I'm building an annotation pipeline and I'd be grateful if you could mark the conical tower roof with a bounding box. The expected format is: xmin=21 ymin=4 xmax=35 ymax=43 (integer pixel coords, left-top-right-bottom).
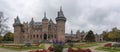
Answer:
xmin=15 ymin=16 xmax=21 ymax=24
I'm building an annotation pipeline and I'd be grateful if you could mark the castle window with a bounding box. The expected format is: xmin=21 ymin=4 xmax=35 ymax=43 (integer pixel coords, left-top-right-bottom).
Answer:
xmin=54 ymin=34 xmax=56 ymax=38
xmin=37 ymin=34 xmax=39 ymax=38
xmin=30 ymin=35 xmax=32 ymax=39
xmin=51 ymin=35 xmax=53 ymax=38
xmin=40 ymin=35 xmax=42 ymax=38
xmin=33 ymin=35 xmax=35 ymax=38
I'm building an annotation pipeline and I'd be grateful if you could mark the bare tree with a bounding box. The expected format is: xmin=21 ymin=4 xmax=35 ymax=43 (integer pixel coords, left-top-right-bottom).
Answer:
xmin=0 ymin=12 xmax=9 ymax=36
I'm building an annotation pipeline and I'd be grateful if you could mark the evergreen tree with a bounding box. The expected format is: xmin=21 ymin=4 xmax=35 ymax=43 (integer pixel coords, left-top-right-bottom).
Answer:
xmin=85 ymin=30 xmax=95 ymax=42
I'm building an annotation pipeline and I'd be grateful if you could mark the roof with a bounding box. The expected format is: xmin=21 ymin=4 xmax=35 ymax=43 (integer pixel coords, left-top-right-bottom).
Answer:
xmin=34 ymin=22 xmax=42 ymax=26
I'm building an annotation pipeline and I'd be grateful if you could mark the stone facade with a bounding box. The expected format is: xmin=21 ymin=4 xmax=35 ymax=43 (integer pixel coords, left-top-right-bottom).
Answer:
xmin=13 ymin=8 xmax=66 ymax=43
xmin=66 ymin=30 xmax=103 ymax=42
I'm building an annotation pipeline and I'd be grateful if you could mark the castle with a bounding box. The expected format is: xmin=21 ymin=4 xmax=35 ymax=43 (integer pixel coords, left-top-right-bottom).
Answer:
xmin=13 ymin=7 xmax=66 ymax=43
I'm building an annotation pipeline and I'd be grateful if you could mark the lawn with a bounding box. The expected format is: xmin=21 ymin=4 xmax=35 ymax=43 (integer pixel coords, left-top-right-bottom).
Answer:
xmin=74 ymin=42 xmax=98 ymax=48
xmin=96 ymin=47 xmax=120 ymax=52
xmin=64 ymin=42 xmax=99 ymax=48
xmin=0 ymin=44 xmax=45 ymax=51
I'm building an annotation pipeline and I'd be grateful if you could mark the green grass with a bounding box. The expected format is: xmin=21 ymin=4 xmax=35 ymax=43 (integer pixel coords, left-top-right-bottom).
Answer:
xmin=64 ymin=44 xmax=70 ymax=48
xmin=74 ymin=43 xmax=98 ymax=48
xmin=96 ymin=47 xmax=120 ymax=52
xmin=64 ymin=42 xmax=99 ymax=48
xmin=0 ymin=45 xmax=43 ymax=51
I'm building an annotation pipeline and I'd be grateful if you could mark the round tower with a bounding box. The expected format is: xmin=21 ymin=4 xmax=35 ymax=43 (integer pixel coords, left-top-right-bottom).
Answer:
xmin=56 ymin=7 xmax=66 ymax=42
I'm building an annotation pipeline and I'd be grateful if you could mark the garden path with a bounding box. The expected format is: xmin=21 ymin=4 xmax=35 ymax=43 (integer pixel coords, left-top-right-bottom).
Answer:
xmin=88 ymin=42 xmax=115 ymax=52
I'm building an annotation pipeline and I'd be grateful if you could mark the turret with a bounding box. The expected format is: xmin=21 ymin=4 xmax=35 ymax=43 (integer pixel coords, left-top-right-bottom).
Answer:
xmin=76 ymin=30 xmax=81 ymax=41
xmin=29 ymin=18 xmax=34 ymax=27
xmin=13 ymin=16 xmax=22 ymax=32
xmin=42 ymin=12 xmax=48 ymax=40
xmin=13 ymin=16 xmax=23 ymax=43
xmin=71 ymin=30 xmax=73 ymax=35
xmin=13 ymin=16 xmax=22 ymax=26
xmin=56 ymin=7 xmax=66 ymax=22
xmin=56 ymin=7 xmax=66 ymax=42
xmin=49 ymin=18 xmax=54 ymax=24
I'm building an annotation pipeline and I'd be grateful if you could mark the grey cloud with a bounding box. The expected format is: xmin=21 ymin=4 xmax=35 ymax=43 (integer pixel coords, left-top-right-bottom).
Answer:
xmin=0 ymin=0 xmax=120 ymax=34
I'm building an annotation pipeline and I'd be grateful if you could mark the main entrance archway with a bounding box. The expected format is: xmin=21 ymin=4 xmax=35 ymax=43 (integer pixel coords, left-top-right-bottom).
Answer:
xmin=44 ymin=34 xmax=47 ymax=40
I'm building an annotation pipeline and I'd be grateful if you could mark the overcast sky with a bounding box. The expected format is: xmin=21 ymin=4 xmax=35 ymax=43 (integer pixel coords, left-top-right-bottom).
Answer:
xmin=1 ymin=0 xmax=120 ymax=34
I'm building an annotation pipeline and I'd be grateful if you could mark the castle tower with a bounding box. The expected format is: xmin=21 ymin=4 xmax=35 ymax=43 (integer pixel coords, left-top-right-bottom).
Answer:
xmin=29 ymin=18 xmax=34 ymax=27
xmin=42 ymin=12 xmax=48 ymax=40
xmin=76 ymin=30 xmax=81 ymax=41
xmin=13 ymin=16 xmax=23 ymax=43
xmin=56 ymin=7 xmax=66 ymax=42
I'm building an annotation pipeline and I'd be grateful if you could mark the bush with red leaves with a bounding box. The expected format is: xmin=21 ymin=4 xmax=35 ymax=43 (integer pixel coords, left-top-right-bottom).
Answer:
xmin=104 ymin=43 xmax=112 ymax=47
xmin=86 ymin=49 xmax=92 ymax=52
xmin=77 ymin=48 xmax=82 ymax=52
xmin=68 ymin=48 xmax=73 ymax=52
xmin=48 ymin=46 xmax=54 ymax=51
xmin=43 ymin=49 xmax=47 ymax=52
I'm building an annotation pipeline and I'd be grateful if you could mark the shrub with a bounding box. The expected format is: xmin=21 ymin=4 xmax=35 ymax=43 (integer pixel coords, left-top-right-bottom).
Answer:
xmin=104 ymin=43 xmax=112 ymax=47
xmin=68 ymin=48 xmax=73 ymax=52
xmin=25 ymin=43 xmax=31 ymax=47
xmin=48 ymin=46 xmax=54 ymax=51
xmin=77 ymin=48 xmax=83 ymax=52
xmin=86 ymin=49 xmax=92 ymax=52
xmin=68 ymin=43 xmax=73 ymax=47
xmin=113 ymin=43 xmax=120 ymax=47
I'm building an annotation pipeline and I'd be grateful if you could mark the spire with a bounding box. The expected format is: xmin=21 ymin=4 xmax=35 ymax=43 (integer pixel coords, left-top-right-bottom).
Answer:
xmin=58 ymin=6 xmax=64 ymax=17
xmin=31 ymin=18 xmax=34 ymax=22
xmin=15 ymin=16 xmax=21 ymax=24
xmin=60 ymin=6 xmax=62 ymax=12
xmin=50 ymin=18 xmax=53 ymax=22
xmin=30 ymin=18 xmax=34 ymax=25
xmin=71 ymin=30 xmax=73 ymax=35
xmin=49 ymin=18 xmax=54 ymax=24
xmin=43 ymin=12 xmax=47 ymax=19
